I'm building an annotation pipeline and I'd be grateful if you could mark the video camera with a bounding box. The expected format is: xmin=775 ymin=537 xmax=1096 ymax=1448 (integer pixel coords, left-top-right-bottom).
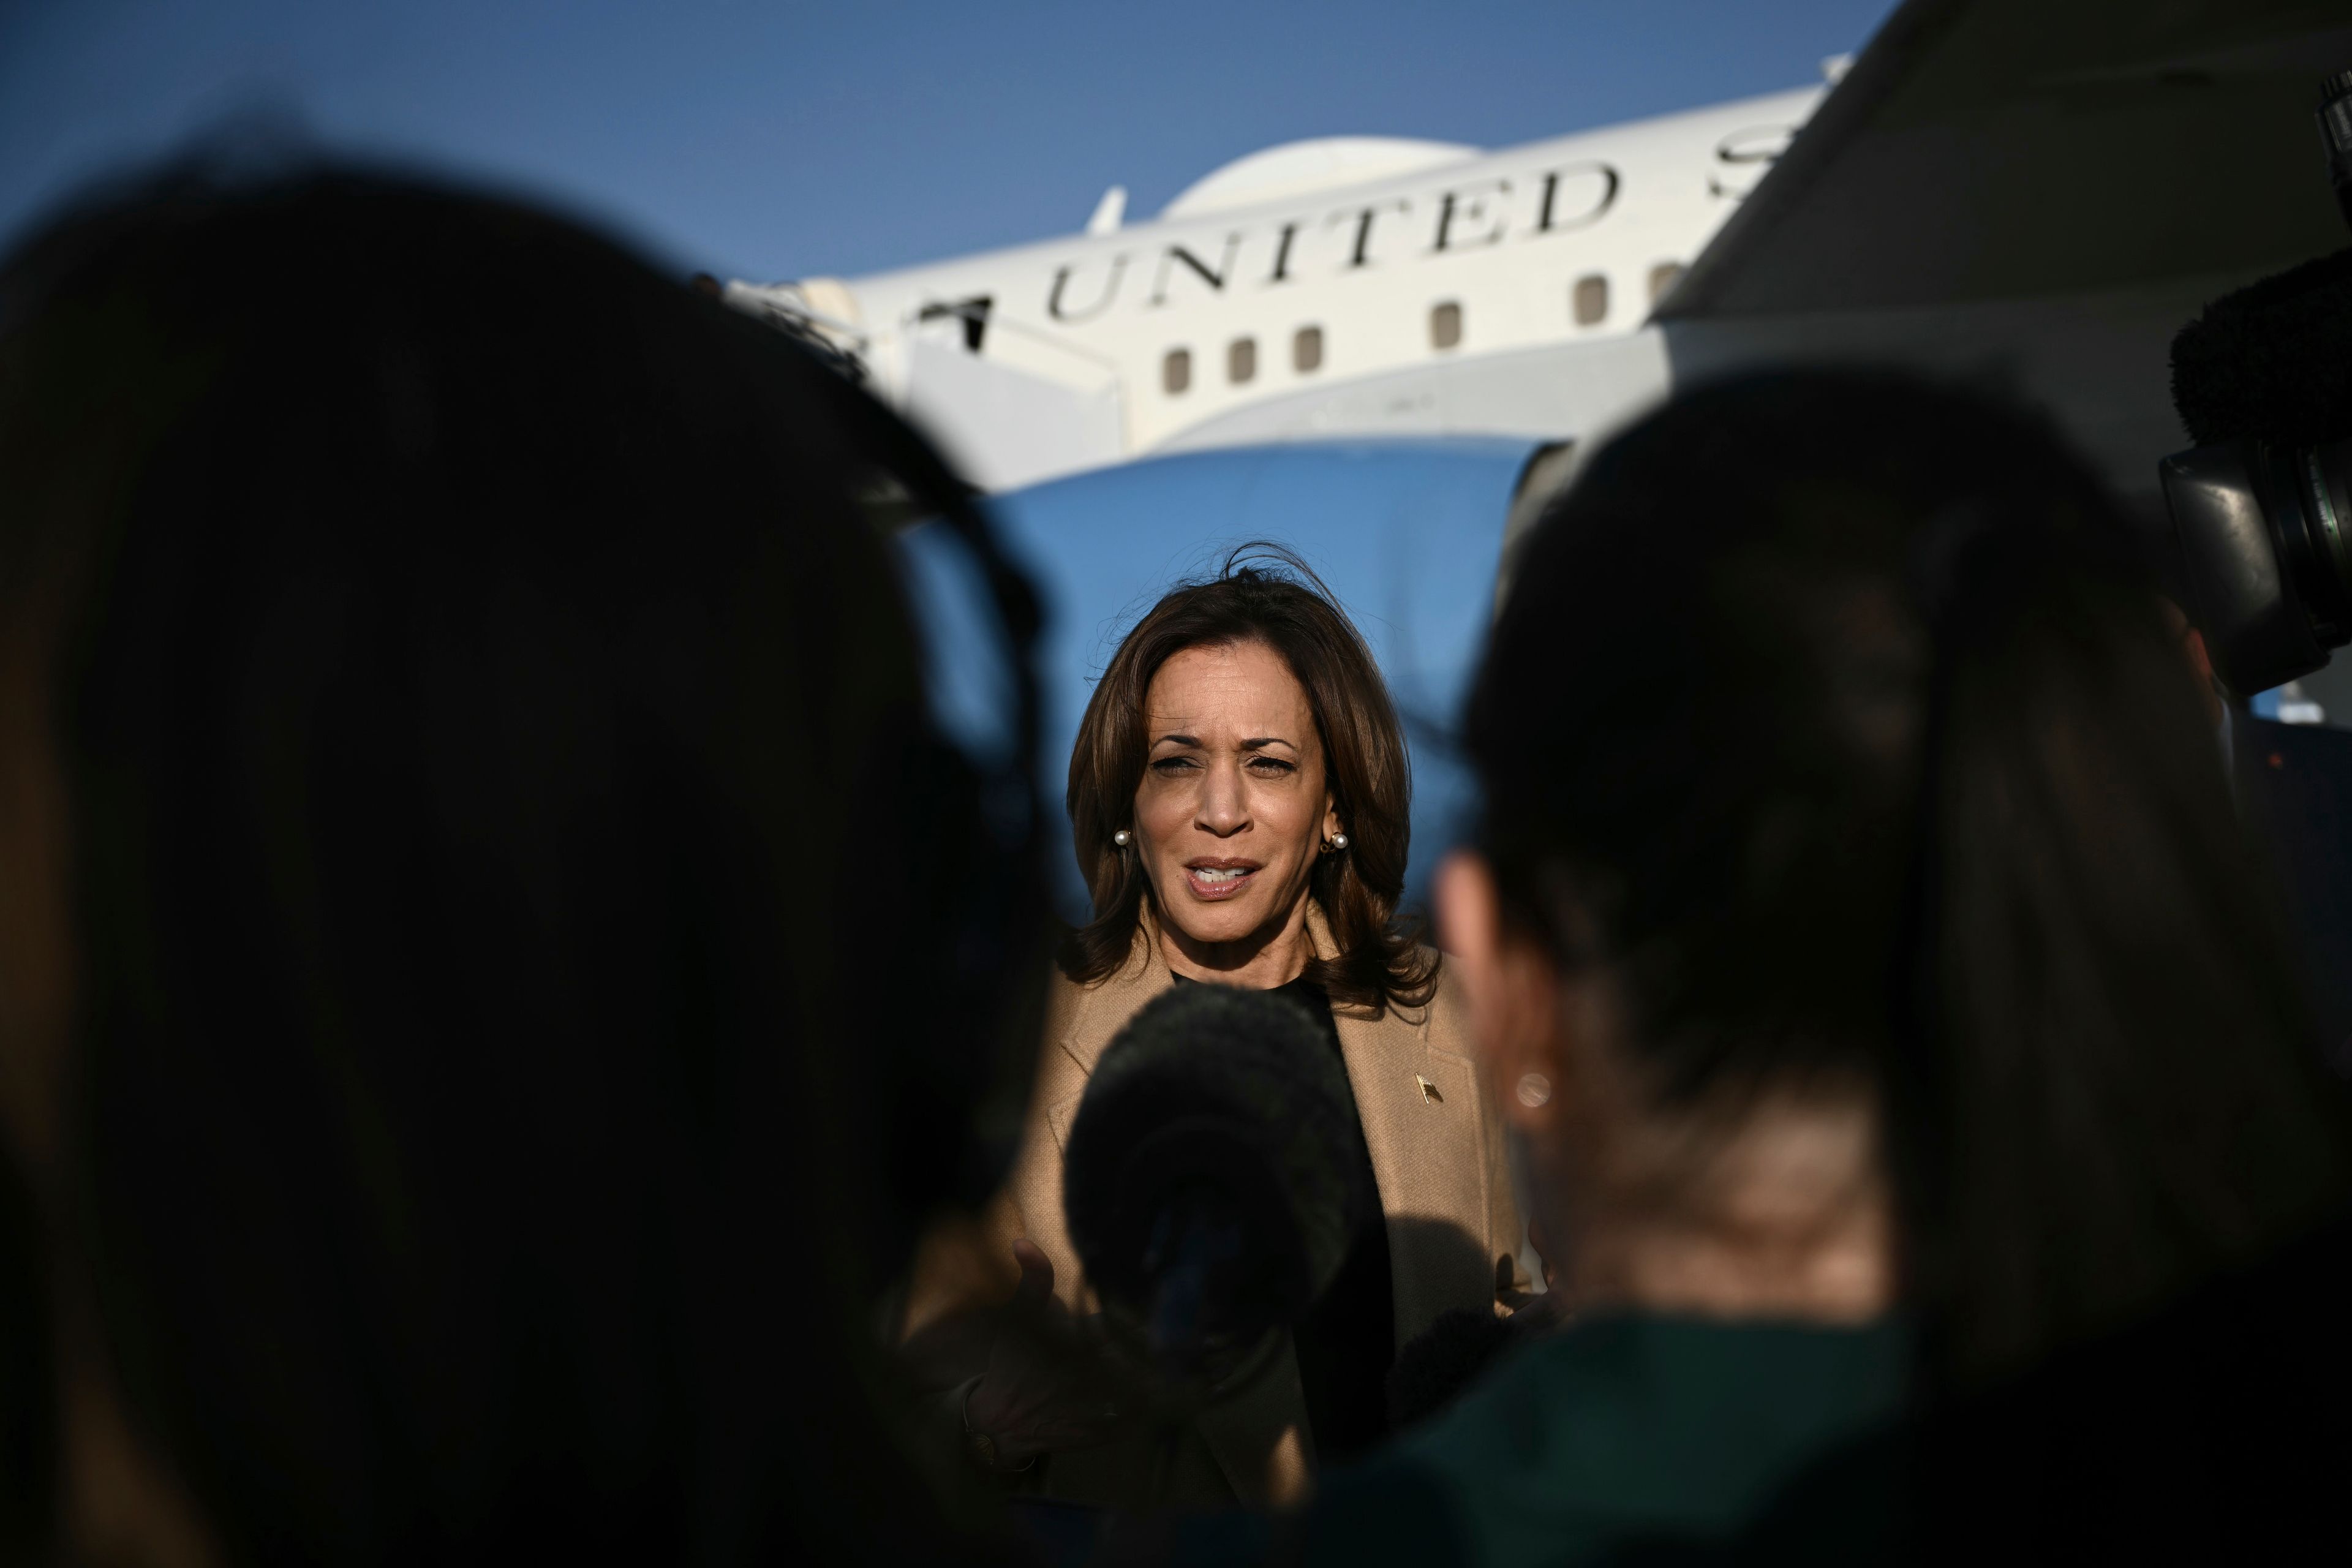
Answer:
xmin=2160 ymin=71 xmax=2352 ymax=695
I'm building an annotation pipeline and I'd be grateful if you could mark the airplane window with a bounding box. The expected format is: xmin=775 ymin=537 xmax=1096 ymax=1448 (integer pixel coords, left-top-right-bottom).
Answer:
xmin=1430 ymin=301 xmax=1463 ymax=351
xmin=1229 ymin=336 xmax=1257 ymax=385
xmin=1574 ymin=274 xmax=1608 ymax=326
xmin=1648 ymin=263 xmax=1685 ymax=303
xmin=1163 ymin=348 xmax=1191 ymax=395
xmin=1294 ymin=325 xmax=1324 ymax=374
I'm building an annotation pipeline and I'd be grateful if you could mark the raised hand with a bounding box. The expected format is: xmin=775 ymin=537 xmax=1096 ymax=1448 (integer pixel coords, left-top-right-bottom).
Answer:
xmin=961 ymin=1240 xmax=1129 ymax=1470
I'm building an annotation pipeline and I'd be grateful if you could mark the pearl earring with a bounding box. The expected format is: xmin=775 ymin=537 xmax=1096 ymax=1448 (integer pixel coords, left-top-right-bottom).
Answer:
xmin=1515 ymin=1072 xmax=1553 ymax=1109
xmin=1113 ymin=829 xmax=1132 ymax=847
xmin=1329 ymin=832 xmax=1350 ymax=851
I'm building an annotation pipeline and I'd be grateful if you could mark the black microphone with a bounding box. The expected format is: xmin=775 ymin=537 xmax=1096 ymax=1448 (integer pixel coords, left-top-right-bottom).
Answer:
xmin=1061 ymin=982 xmax=1368 ymax=1403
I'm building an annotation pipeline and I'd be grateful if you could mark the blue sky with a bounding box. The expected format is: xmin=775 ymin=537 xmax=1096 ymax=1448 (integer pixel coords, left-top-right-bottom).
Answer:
xmin=1 ymin=0 xmax=1897 ymax=282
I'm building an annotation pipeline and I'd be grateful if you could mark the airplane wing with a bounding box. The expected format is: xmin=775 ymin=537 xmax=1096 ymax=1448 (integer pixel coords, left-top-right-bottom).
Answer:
xmin=1175 ymin=0 xmax=2352 ymax=511
xmin=1642 ymin=0 xmax=2352 ymax=513
xmin=1657 ymin=0 xmax=2352 ymax=319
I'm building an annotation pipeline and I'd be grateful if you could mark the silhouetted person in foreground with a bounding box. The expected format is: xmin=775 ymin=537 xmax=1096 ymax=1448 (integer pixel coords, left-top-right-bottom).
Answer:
xmin=0 ymin=162 xmax=1049 ymax=1566
xmin=1128 ymin=371 xmax=2352 ymax=1566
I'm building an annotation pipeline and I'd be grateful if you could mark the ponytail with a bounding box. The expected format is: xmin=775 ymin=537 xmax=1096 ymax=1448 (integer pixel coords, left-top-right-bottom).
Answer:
xmin=1898 ymin=516 xmax=2352 ymax=1385
xmin=1469 ymin=368 xmax=2352 ymax=1394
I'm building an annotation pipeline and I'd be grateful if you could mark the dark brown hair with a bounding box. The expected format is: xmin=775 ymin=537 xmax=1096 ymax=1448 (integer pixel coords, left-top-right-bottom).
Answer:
xmin=1 ymin=163 xmax=1048 ymax=1566
xmin=1470 ymin=369 xmax=2352 ymax=1388
xmin=1063 ymin=545 xmax=1435 ymax=1012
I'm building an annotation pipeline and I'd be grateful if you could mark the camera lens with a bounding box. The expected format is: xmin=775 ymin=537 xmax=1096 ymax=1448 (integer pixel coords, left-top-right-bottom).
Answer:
xmin=2324 ymin=70 xmax=2352 ymax=230
xmin=2264 ymin=438 xmax=2352 ymax=647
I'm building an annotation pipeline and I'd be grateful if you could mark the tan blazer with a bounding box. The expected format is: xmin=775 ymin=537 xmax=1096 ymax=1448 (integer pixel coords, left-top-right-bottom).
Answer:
xmin=912 ymin=903 xmax=1525 ymax=1509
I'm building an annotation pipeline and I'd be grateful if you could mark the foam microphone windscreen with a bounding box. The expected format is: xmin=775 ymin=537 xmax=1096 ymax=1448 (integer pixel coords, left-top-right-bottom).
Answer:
xmin=2171 ymin=248 xmax=2352 ymax=448
xmin=1063 ymin=983 xmax=1369 ymax=1341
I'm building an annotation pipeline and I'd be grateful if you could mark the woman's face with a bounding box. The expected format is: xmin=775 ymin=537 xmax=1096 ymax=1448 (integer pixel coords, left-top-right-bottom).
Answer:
xmin=1133 ymin=640 xmax=1339 ymax=957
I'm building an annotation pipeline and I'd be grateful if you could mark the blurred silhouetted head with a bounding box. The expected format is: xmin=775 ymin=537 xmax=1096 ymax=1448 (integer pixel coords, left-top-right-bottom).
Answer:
xmin=0 ymin=162 xmax=1046 ymax=1566
xmin=1470 ymin=368 xmax=2352 ymax=1387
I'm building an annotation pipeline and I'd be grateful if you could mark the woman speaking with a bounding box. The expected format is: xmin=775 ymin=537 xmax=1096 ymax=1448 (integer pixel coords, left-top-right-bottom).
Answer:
xmin=915 ymin=548 xmax=1525 ymax=1510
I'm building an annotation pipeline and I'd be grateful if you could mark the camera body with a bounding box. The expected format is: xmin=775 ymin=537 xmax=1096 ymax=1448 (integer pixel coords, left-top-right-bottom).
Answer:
xmin=2162 ymin=72 xmax=2352 ymax=695
xmin=2162 ymin=439 xmax=2352 ymax=694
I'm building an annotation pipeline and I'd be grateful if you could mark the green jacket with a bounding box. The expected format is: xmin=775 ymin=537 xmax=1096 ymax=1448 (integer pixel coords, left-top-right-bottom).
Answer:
xmin=1268 ymin=1313 xmax=1908 ymax=1568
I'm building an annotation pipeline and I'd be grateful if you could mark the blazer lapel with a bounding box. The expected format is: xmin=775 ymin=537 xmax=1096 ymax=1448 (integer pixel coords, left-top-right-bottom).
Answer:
xmin=1042 ymin=930 xmax=1174 ymax=1147
xmin=1310 ymin=909 xmax=1494 ymax=1350
xmin=1331 ymin=1008 xmax=1488 ymax=1348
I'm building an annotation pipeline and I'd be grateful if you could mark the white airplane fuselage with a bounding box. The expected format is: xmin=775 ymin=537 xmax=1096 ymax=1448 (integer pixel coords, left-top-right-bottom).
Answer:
xmin=732 ymin=86 xmax=1823 ymax=491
